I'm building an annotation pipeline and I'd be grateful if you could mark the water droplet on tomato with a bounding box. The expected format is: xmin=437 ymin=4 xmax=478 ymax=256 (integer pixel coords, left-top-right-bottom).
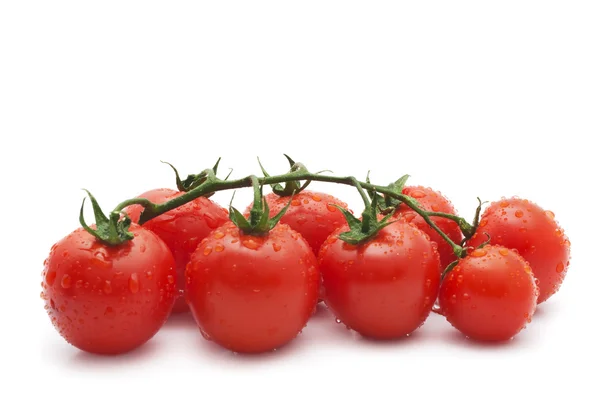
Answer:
xmin=335 ymin=318 xmax=342 ymax=324
xmin=103 ymin=281 xmax=112 ymax=294
xmin=554 ymin=228 xmax=564 ymax=237
xmin=312 ymin=195 xmax=322 ymax=202
xmin=215 ymin=244 xmax=225 ymax=253
xmin=462 ymin=293 xmax=470 ymax=300
xmin=167 ymin=275 xmax=175 ymax=284
xmin=499 ymin=248 xmax=509 ymax=256
xmin=129 ymin=273 xmax=140 ymax=293
xmin=203 ymin=247 xmax=213 ymax=256
xmin=61 ymin=274 xmax=72 ymax=289
xmin=104 ymin=306 xmax=115 ymax=319
xmin=500 ymin=200 xmax=509 ymax=207
xmin=253 ymin=289 xmax=261 ymax=293
xmin=556 ymin=262 xmax=565 ymax=273
xmin=479 ymin=219 xmax=488 ymax=228
xmin=545 ymin=210 xmax=555 ymax=219
xmin=214 ymin=231 xmax=225 ymax=239
xmin=327 ymin=204 xmax=338 ymax=212
xmin=291 ymin=199 xmax=301 ymax=206
xmin=272 ymin=243 xmax=282 ymax=252
xmin=242 ymin=239 xmax=260 ymax=250
xmin=145 ymin=270 xmax=153 ymax=279
xmin=472 ymin=249 xmax=487 ymax=257
xmin=46 ymin=271 xmax=57 ymax=286
xmin=411 ymin=190 xmax=426 ymax=198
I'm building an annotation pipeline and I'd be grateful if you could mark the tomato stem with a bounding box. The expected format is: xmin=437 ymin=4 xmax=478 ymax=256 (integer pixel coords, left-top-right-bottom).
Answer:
xmin=107 ymin=162 xmax=468 ymax=253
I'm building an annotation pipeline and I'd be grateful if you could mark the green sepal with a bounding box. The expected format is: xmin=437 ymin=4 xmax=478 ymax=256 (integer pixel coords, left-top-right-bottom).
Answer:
xmin=334 ymin=194 xmax=398 ymax=245
xmin=162 ymin=158 xmax=223 ymax=195
xmin=229 ymin=187 xmax=295 ymax=236
xmin=441 ymin=259 xmax=460 ymax=281
xmin=258 ymin=154 xmax=310 ymax=197
xmin=79 ymin=190 xmax=134 ymax=246
xmin=367 ymin=173 xmax=410 ymax=214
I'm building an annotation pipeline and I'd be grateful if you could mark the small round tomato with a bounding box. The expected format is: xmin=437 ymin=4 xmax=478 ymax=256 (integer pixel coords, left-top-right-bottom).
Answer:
xmin=439 ymin=245 xmax=538 ymax=342
xmin=395 ymin=186 xmax=462 ymax=271
xmin=41 ymin=225 xmax=176 ymax=354
xmin=245 ymin=191 xmax=348 ymax=255
xmin=185 ymin=222 xmax=320 ymax=353
xmin=318 ymin=220 xmax=440 ymax=339
xmin=125 ymin=188 xmax=229 ymax=313
xmin=468 ymin=198 xmax=570 ymax=304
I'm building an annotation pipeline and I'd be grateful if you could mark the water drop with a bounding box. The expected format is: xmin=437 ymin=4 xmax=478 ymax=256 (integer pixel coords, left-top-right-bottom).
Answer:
xmin=499 ymin=248 xmax=509 ymax=256
xmin=312 ymin=195 xmax=322 ymax=202
xmin=291 ymin=199 xmax=301 ymax=206
xmin=104 ymin=306 xmax=115 ymax=319
xmin=46 ymin=271 xmax=57 ymax=286
xmin=203 ymin=247 xmax=213 ymax=256
xmin=242 ymin=239 xmax=260 ymax=250
xmin=103 ymin=281 xmax=112 ymax=294
xmin=411 ymin=189 xmax=426 ymax=198
xmin=129 ymin=273 xmax=140 ymax=293
xmin=272 ymin=243 xmax=282 ymax=252
xmin=327 ymin=204 xmax=337 ymax=212
xmin=545 ymin=210 xmax=555 ymax=219
xmin=479 ymin=219 xmax=488 ymax=227
xmin=215 ymin=244 xmax=225 ymax=253
xmin=61 ymin=274 xmax=72 ymax=289
xmin=472 ymin=249 xmax=487 ymax=257
xmin=214 ymin=231 xmax=225 ymax=239
xmin=556 ymin=262 xmax=565 ymax=273
xmin=515 ymin=210 xmax=524 ymax=218
xmin=167 ymin=275 xmax=175 ymax=284
xmin=335 ymin=318 xmax=342 ymax=324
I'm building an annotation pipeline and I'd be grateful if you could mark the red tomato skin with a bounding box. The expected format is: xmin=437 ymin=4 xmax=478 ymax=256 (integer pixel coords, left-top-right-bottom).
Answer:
xmin=439 ymin=245 xmax=537 ymax=342
xmin=245 ymin=191 xmax=348 ymax=255
xmin=125 ymin=188 xmax=229 ymax=313
xmin=468 ymin=198 xmax=570 ymax=304
xmin=185 ymin=222 xmax=320 ymax=353
xmin=395 ymin=186 xmax=462 ymax=271
xmin=41 ymin=224 xmax=176 ymax=354
xmin=318 ymin=221 xmax=441 ymax=339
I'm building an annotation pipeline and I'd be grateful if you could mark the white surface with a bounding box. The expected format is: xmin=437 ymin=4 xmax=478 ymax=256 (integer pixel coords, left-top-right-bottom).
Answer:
xmin=1 ymin=1 xmax=599 ymax=400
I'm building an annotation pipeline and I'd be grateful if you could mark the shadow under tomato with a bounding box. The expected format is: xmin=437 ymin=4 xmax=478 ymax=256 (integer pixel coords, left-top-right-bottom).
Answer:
xmin=192 ymin=328 xmax=316 ymax=365
xmin=441 ymin=328 xmax=524 ymax=349
xmin=163 ymin=311 xmax=197 ymax=330
xmin=68 ymin=339 xmax=161 ymax=367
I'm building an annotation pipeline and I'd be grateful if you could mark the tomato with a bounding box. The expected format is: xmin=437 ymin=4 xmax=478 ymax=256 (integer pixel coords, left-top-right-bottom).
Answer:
xmin=125 ymin=188 xmax=229 ymax=313
xmin=318 ymin=220 xmax=440 ymax=339
xmin=185 ymin=221 xmax=320 ymax=353
xmin=468 ymin=198 xmax=570 ymax=304
xmin=41 ymin=224 xmax=176 ymax=354
xmin=395 ymin=186 xmax=462 ymax=271
xmin=439 ymin=245 xmax=537 ymax=341
xmin=245 ymin=191 xmax=348 ymax=255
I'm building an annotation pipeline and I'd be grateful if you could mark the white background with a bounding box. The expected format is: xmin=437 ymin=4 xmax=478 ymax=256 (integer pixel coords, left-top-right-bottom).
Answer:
xmin=1 ymin=1 xmax=599 ymax=400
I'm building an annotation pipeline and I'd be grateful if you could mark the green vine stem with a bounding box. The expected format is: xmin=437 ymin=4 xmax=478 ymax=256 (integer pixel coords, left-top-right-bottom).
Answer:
xmin=111 ymin=168 xmax=467 ymax=257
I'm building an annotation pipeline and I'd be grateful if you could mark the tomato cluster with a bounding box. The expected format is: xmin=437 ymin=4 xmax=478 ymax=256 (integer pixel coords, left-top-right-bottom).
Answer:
xmin=41 ymin=162 xmax=571 ymax=355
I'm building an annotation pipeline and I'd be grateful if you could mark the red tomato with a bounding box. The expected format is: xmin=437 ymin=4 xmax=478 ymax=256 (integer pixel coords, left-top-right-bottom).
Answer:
xmin=468 ymin=198 xmax=570 ymax=304
xmin=41 ymin=225 xmax=176 ymax=354
xmin=185 ymin=222 xmax=320 ymax=353
xmin=318 ymin=220 xmax=440 ymax=339
xmin=245 ymin=191 xmax=348 ymax=255
xmin=439 ymin=245 xmax=538 ymax=341
xmin=395 ymin=186 xmax=462 ymax=271
xmin=125 ymin=188 xmax=229 ymax=313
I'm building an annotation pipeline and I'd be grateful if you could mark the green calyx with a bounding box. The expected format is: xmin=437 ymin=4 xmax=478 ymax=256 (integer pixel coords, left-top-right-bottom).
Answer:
xmin=79 ymin=190 xmax=133 ymax=246
xmin=258 ymin=154 xmax=311 ymax=197
xmin=335 ymin=181 xmax=399 ymax=246
xmin=228 ymin=176 xmax=293 ymax=236
xmin=162 ymin=157 xmax=230 ymax=195
xmin=367 ymin=173 xmax=410 ymax=215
